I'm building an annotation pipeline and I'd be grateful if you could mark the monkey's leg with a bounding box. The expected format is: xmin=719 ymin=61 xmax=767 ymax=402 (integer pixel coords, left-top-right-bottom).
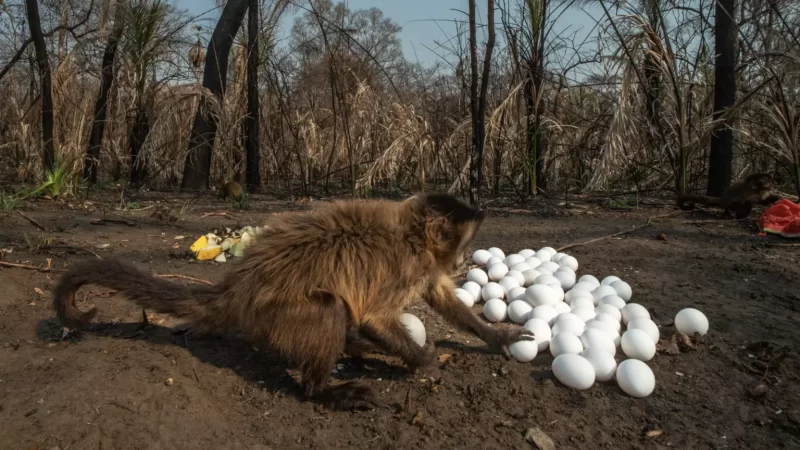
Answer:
xmin=424 ymin=274 xmax=534 ymax=356
xmin=358 ymin=316 xmax=436 ymax=371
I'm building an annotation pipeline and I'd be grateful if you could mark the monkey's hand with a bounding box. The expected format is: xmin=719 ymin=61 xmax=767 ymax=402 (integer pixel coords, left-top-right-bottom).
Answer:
xmin=408 ymin=343 xmax=439 ymax=373
xmin=488 ymin=325 xmax=536 ymax=359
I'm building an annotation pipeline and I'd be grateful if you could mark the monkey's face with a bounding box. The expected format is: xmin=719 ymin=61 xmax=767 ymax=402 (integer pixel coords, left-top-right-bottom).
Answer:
xmin=411 ymin=193 xmax=486 ymax=269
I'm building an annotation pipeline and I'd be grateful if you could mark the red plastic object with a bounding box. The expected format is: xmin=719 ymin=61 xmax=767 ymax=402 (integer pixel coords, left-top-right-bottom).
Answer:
xmin=757 ymin=199 xmax=800 ymax=238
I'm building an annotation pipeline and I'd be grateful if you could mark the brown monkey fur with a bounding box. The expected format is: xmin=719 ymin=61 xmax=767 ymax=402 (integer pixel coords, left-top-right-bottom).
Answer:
xmin=676 ymin=172 xmax=782 ymax=219
xmin=52 ymin=193 xmax=533 ymax=410
xmin=217 ymin=180 xmax=243 ymax=202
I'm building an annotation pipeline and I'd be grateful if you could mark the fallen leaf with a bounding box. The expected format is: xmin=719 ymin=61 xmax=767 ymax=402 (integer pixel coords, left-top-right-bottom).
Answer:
xmin=524 ymin=427 xmax=555 ymax=450
xmin=174 ymin=236 xmax=186 ymax=240
xmin=438 ymin=353 xmax=452 ymax=364
xmin=645 ymin=429 xmax=664 ymax=438
xmin=410 ymin=411 xmax=423 ymax=426
xmin=95 ymin=243 xmax=111 ymax=249
xmin=34 ymin=287 xmax=45 ymax=296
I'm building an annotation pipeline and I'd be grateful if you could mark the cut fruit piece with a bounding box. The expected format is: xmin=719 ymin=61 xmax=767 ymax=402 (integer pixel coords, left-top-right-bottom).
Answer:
xmin=758 ymin=199 xmax=800 ymax=239
xmin=196 ymin=245 xmax=222 ymax=261
xmin=189 ymin=235 xmax=208 ymax=253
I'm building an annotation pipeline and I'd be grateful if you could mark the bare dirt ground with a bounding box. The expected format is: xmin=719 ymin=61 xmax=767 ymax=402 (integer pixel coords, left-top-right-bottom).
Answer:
xmin=1 ymin=190 xmax=799 ymax=450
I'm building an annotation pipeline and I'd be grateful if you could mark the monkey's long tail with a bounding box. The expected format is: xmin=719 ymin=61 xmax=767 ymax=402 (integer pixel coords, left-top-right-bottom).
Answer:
xmin=676 ymin=193 xmax=722 ymax=209
xmin=53 ymin=258 xmax=225 ymax=329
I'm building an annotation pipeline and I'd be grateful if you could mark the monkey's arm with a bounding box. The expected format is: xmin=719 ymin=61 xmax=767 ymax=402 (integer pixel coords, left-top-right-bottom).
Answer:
xmin=424 ymin=274 xmax=534 ymax=355
xmin=759 ymin=193 xmax=783 ymax=205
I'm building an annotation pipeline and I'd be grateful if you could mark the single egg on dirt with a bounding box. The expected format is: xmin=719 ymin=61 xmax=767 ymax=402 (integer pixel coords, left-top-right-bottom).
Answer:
xmin=550 ymin=332 xmax=584 ymax=356
xmin=488 ymin=263 xmax=509 ymax=282
xmin=610 ymin=280 xmax=632 ymax=301
xmin=481 ymin=282 xmax=505 ymax=301
xmin=627 ymin=317 xmax=660 ymax=344
xmin=508 ymin=286 xmax=527 ymax=302
xmin=483 ymin=298 xmax=508 ymax=322
xmin=621 ymin=329 xmax=656 ymax=361
xmin=530 ymin=304 xmax=559 ymax=325
xmin=580 ymin=328 xmax=617 ymax=356
xmin=399 ymin=313 xmax=426 ymax=347
xmin=466 ymin=268 xmax=489 ymax=286
xmin=472 ymin=249 xmax=493 ymax=266
xmin=552 ymin=353 xmax=595 ymax=390
xmin=509 ymin=340 xmax=539 ymax=363
xmin=621 ymin=303 xmax=650 ymax=325
xmin=461 ymin=281 xmax=482 ymax=301
xmin=601 ymin=275 xmax=621 ymax=286
xmin=616 ymin=359 xmax=655 ymax=398
xmin=525 ymin=285 xmax=559 ymax=306
xmin=524 ymin=318 xmax=552 ymax=352
xmin=598 ymin=294 xmax=626 ymax=310
xmin=507 ymin=300 xmax=534 ymax=324
xmin=454 ymin=288 xmax=474 ymax=308
xmin=674 ymin=308 xmax=709 ymax=336
xmin=578 ymin=274 xmax=600 ymax=288
xmin=581 ymin=347 xmax=618 ymax=382
xmin=487 ymin=247 xmax=506 ymax=259
xmin=559 ymin=255 xmax=579 ymax=272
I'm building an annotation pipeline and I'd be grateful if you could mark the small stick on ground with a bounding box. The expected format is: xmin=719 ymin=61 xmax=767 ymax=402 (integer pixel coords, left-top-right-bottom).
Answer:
xmin=557 ymin=210 xmax=688 ymax=252
xmin=155 ymin=274 xmax=213 ymax=285
xmin=17 ymin=211 xmax=47 ymax=232
xmin=193 ymin=367 xmax=201 ymax=384
xmin=47 ymin=245 xmax=102 ymax=259
xmin=0 ymin=261 xmax=64 ymax=272
xmin=200 ymin=211 xmax=238 ymax=219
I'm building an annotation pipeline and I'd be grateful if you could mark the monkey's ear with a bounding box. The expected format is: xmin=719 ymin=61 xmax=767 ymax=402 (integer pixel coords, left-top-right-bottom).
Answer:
xmin=411 ymin=192 xmax=485 ymax=224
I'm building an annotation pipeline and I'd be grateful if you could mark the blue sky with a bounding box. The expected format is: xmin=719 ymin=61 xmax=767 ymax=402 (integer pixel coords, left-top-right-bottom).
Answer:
xmin=175 ymin=0 xmax=602 ymax=76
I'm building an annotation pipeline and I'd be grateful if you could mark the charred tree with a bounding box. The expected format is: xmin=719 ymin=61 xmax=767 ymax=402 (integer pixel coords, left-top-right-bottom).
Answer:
xmin=468 ymin=0 xmax=495 ymax=207
xmin=25 ymin=0 xmax=55 ymax=172
xmin=244 ymin=0 xmax=261 ymax=193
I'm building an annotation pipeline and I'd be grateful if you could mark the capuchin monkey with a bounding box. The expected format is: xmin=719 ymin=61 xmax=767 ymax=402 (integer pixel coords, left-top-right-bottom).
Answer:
xmin=677 ymin=172 xmax=782 ymax=219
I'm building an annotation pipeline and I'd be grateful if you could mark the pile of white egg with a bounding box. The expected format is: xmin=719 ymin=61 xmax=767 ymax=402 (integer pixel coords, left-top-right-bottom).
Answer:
xmin=449 ymin=246 xmax=710 ymax=399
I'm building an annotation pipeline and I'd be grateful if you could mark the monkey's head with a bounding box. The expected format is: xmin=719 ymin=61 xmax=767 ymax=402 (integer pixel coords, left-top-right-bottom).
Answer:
xmin=406 ymin=192 xmax=486 ymax=271
xmin=746 ymin=173 xmax=773 ymax=191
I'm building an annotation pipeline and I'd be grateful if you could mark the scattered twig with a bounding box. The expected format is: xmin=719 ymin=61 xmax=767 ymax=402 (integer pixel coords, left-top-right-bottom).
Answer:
xmin=47 ymin=245 xmax=102 ymax=259
xmin=0 ymin=261 xmax=64 ymax=272
xmin=767 ymin=243 xmax=800 ymax=247
xmin=556 ymin=210 xmax=687 ymax=252
xmin=90 ymin=218 xmax=138 ymax=227
xmin=17 ymin=210 xmax=47 ymax=231
xmin=200 ymin=211 xmax=238 ymax=219
xmin=155 ymin=274 xmax=213 ymax=285
xmin=193 ymin=367 xmax=201 ymax=385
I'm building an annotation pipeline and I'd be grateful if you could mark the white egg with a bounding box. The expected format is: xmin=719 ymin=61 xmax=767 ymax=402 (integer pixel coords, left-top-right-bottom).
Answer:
xmin=616 ymin=359 xmax=655 ymax=398
xmin=592 ymin=285 xmax=618 ymax=302
xmin=540 ymin=246 xmax=557 ymax=257
xmin=598 ymin=295 xmax=627 ymax=310
xmin=518 ymin=249 xmax=535 ymax=258
xmin=578 ymin=275 xmax=600 ymax=288
xmin=585 ymin=319 xmax=621 ymax=346
xmin=553 ymin=302 xmax=571 ymax=314
xmin=550 ymin=332 xmax=584 ymax=356
xmin=399 ymin=313 xmax=426 ymax=346
xmin=594 ymin=313 xmax=622 ymax=332
xmin=553 ymin=270 xmax=576 ymax=290
xmin=521 ymin=269 xmax=542 ymax=286
xmin=525 ymin=257 xmax=543 ymax=268
xmin=621 ymin=303 xmax=650 ymax=325
xmin=580 ymin=348 xmax=617 ymax=382
xmin=461 ymin=281 xmax=482 ymax=301
xmin=610 ymin=280 xmax=632 ymax=301
xmin=570 ymin=296 xmax=595 ymax=311
xmin=507 ymin=300 xmax=534 ymax=324
xmin=554 ymin=266 xmax=576 ymax=277
xmin=508 ymin=286 xmax=527 ymax=302
xmin=621 ymin=329 xmax=656 ymax=361
xmin=550 ymin=252 xmax=565 ymax=263
xmin=559 ymin=255 xmax=579 ymax=271
xmin=600 ymin=275 xmax=621 ymax=286
xmin=509 ymin=340 xmax=539 ymax=363
xmin=565 ymin=288 xmax=593 ymax=305
xmin=570 ymin=281 xmax=597 ymax=293
xmin=595 ymin=304 xmax=622 ymax=322
xmin=506 ymin=270 xmax=526 ymax=286
xmin=552 ymin=318 xmax=585 ymax=337
xmin=535 ymin=274 xmax=559 ymax=286
xmin=550 ymin=286 xmax=565 ymax=303
xmin=498 ymin=276 xmax=520 ymax=294
xmin=487 ymin=247 xmax=505 ymax=259
xmin=454 ymin=288 xmax=475 ymax=307
xmin=555 ymin=312 xmax=584 ymax=324
xmin=486 ymin=256 xmax=504 ymax=267
xmin=524 ymin=318 xmax=552 ymax=352
xmin=488 ymin=263 xmax=509 ymax=282
xmin=471 ymin=249 xmax=493 ymax=266
xmin=534 ymin=249 xmax=552 ymax=262
xmin=571 ymin=306 xmax=597 ymax=322
xmin=481 ymin=282 xmax=505 ymax=301
xmin=524 ymin=285 xmax=558 ymax=306
xmin=510 ymin=263 xmax=534 ymax=273
xmin=539 ymin=261 xmax=561 ymax=274
xmin=530 ymin=305 xmax=559 ymax=326
xmin=466 ymin=268 xmax=489 ymax=286
xmin=552 ymin=353 xmax=595 ymax=390
xmin=580 ymin=328 xmax=617 ymax=356
xmin=627 ymin=317 xmax=660 ymax=344
xmin=503 ymin=254 xmax=526 ymax=267
xmin=483 ymin=298 xmax=508 ymax=322
xmin=536 ymin=265 xmax=554 ymax=275
xmin=674 ymin=308 xmax=709 ymax=336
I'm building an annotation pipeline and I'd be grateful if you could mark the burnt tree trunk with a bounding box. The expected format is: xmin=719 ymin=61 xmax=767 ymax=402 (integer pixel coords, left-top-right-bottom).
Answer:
xmin=25 ymin=0 xmax=55 ymax=172
xmin=244 ymin=0 xmax=261 ymax=193
xmin=128 ymin=107 xmax=150 ymax=187
xmin=181 ymin=0 xmax=249 ymax=191
xmin=84 ymin=3 xmax=125 ymax=184
xmin=468 ymin=0 xmax=495 ymax=207
xmin=707 ymin=0 xmax=737 ymax=197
